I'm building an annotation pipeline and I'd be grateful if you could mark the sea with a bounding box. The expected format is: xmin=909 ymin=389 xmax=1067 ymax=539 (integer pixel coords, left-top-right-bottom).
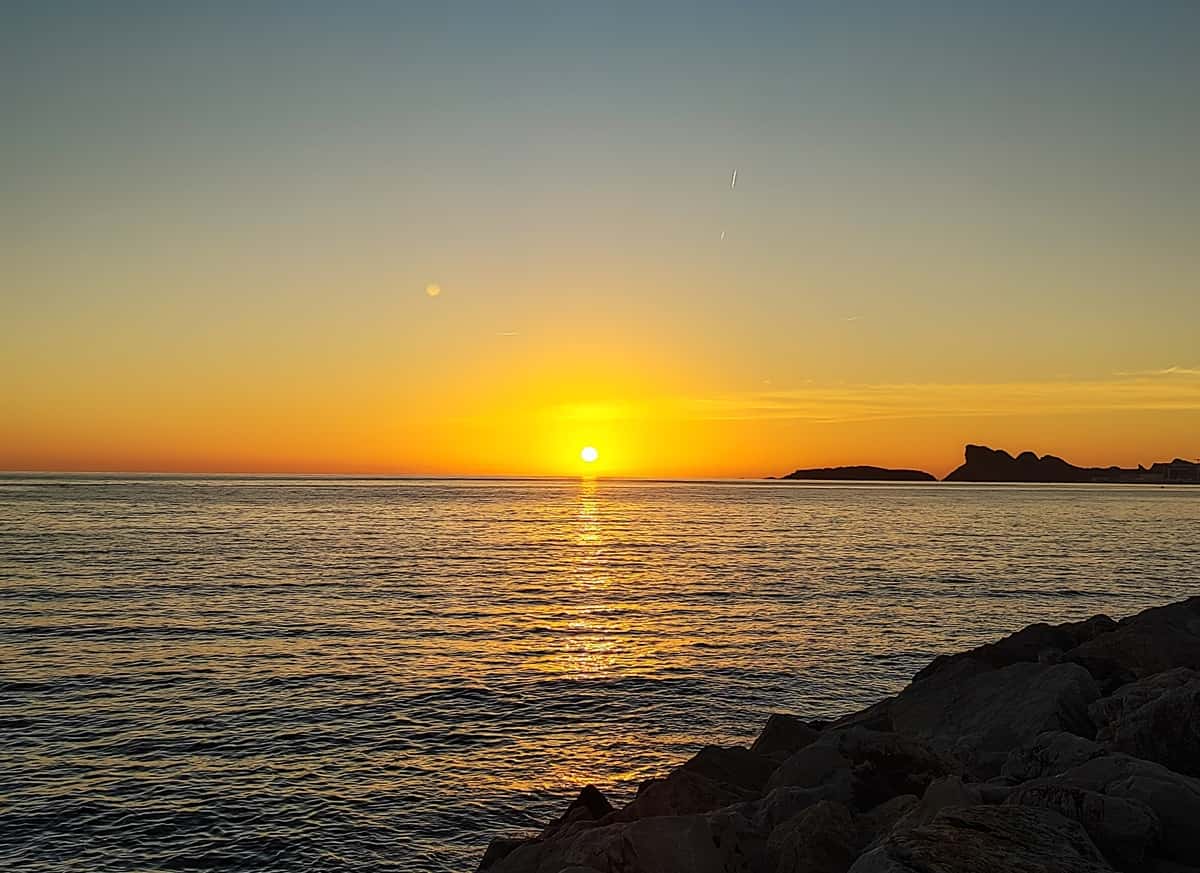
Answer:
xmin=2 ymin=475 xmax=1198 ymax=872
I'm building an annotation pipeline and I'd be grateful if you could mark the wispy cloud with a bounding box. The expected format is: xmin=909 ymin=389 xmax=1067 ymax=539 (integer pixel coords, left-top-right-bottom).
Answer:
xmin=683 ymin=371 xmax=1200 ymax=424
xmin=1112 ymin=365 xmax=1200 ymax=377
xmin=523 ymin=372 xmax=1200 ymax=427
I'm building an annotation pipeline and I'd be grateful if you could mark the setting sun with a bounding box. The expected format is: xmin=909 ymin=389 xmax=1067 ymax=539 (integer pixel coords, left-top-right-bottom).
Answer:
xmin=580 ymin=446 xmax=599 ymax=464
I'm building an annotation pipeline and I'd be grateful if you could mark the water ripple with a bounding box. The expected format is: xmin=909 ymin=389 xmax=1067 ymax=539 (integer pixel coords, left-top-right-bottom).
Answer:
xmin=1 ymin=477 xmax=1197 ymax=871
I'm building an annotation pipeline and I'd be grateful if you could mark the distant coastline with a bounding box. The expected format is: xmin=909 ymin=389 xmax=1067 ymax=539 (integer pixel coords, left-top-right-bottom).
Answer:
xmin=779 ymin=444 xmax=1200 ymax=484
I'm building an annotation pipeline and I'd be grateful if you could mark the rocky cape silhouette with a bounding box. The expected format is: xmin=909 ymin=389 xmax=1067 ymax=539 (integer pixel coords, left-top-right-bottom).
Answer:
xmin=776 ymin=447 xmax=1200 ymax=484
xmin=945 ymin=445 xmax=1200 ymax=484
xmin=478 ymin=595 xmax=1200 ymax=873
xmin=780 ymin=466 xmax=936 ymax=482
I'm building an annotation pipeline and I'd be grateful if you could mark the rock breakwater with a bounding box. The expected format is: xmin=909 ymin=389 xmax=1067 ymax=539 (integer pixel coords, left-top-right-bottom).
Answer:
xmin=478 ymin=595 xmax=1200 ymax=872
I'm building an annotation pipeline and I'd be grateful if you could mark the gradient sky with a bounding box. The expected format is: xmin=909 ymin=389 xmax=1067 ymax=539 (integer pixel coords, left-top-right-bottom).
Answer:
xmin=4 ymin=2 xmax=1199 ymax=476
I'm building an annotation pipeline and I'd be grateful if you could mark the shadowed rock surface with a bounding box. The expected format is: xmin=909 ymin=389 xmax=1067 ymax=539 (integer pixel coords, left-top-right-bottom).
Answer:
xmin=479 ymin=595 xmax=1200 ymax=873
xmin=849 ymin=805 xmax=1112 ymax=872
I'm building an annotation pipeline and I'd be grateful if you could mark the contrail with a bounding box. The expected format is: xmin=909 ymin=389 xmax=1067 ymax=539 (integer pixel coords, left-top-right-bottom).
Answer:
xmin=731 ymin=169 xmax=737 ymax=189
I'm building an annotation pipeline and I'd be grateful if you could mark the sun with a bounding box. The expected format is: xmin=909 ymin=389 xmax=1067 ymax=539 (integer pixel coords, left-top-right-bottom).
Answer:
xmin=580 ymin=446 xmax=599 ymax=464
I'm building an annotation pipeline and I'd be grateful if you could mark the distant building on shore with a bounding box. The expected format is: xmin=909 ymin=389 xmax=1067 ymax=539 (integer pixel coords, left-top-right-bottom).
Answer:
xmin=1146 ymin=459 xmax=1200 ymax=483
xmin=1108 ymin=459 xmax=1200 ymax=484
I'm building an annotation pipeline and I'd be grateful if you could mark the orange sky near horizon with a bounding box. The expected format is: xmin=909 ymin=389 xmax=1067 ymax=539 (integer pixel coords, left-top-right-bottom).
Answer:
xmin=4 ymin=5 xmax=1199 ymax=478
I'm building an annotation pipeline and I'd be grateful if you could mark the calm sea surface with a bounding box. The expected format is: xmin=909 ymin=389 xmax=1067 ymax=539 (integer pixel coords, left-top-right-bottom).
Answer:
xmin=2 ymin=476 xmax=1198 ymax=871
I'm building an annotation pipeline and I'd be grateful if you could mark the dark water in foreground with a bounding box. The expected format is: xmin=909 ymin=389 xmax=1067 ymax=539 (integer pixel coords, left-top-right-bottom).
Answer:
xmin=1 ymin=476 xmax=1198 ymax=871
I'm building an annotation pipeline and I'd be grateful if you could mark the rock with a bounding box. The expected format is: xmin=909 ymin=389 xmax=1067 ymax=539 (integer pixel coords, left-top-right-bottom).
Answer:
xmin=540 ymin=785 xmax=616 ymax=838
xmin=489 ymin=813 xmax=759 ymax=873
xmin=768 ymin=799 xmax=858 ymax=873
xmin=1002 ymin=730 xmax=1107 ymax=782
xmin=847 ymin=804 xmax=1113 ymax=873
xmin=825 ymin=698 xmax=896 ymax=733
xmin=889 ymin=658 xmax=1100 ymax=778
xmin=478 ymin=836 xmax=531 ymax=871
xmin=767 ymin=728 xmax=956 ymax=811
xmin=616 ymin=745 xmax=774 ymax=821
xmin=1062 ymin=753 xmax=1200 ymax=862
xmin=1142 ymin=861 xmax=1200 ymax=873
xmin=617 ymin=767 xmax=753 ymax=820
xmin=1065 ymin=597 xmax=1200 ymax=688
xmin=891 ymin=775 xmax=983 ymax=831
xmin=1091 ymin=668 xmax=1197 ymax=729
xmin=914 ymin=614 xmax=1116 ymax=683
xmin=767 ymin=734 xmax=857 ymax=801
xmin=682 ymin=745 xmax=778 ymax=792
xmin=975 ymin=781 xmax=1013 ymax=803
xmin=751 ymin=714 xmax=821 ymax=760
xmin=1089 ymin=668 xmax=1200 ymax=777
xmin=1006 ymin=779 xmax=1161 ymax=870
xmin=726 ymin=785 xmax=847 ymax=835
xmin=615 ymin=813 xmax=759 ymax=873
xmin=855 ymin=794 xmax=918 ymax=849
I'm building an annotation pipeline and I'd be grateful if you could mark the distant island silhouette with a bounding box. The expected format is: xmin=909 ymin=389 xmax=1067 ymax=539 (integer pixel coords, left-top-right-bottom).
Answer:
xmin=780 ymin=465 xmax=936 ymax=482
xmin=779 ymin=445 xmax=1200 ymax=484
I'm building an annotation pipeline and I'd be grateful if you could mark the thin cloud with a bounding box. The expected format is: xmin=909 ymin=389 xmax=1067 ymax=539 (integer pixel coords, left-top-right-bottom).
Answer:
xmin=1113 ymin=365 xmax=1200 ymax=377
xmin=683 ymin=371 xmax=1200 ymax=424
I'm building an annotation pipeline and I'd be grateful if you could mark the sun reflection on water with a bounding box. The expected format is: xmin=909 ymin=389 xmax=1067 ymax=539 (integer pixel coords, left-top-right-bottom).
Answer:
xmin=554 ymin=479 xmax=622 ymax=678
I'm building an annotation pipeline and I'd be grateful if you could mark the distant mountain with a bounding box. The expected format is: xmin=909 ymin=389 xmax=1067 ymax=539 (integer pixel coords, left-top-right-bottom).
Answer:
xmin=780 ymin=465 xmax=936 ymax=482
xmin=944 ymin=444 xmax=1200 ymax=484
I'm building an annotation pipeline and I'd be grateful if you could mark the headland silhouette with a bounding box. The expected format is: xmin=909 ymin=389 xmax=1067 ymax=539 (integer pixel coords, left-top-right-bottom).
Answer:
xmin=780 ymin=445 xmax=1200 ymax=484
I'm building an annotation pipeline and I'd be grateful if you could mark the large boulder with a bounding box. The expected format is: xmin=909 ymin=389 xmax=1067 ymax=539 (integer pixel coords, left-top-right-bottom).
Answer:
xmin=726 ymin=785 xmax=848 ymax=835
xmin=767 ymin=799 xmax=858 ymax=873
xmin=847 ymin=805 xmax=1113 ymax=872
xmin=479 ymin=837 xmax=532 ymax=871
xmin=540 ymin=785 xmax=615 ymax=838
xmin=488 ymin=813 xmax=759 ymax=873
xmin=1002 ymin=730 xmax=1107 ymax=782
xmin=1065 ymin=597 xmax=1200 ymax=689
xmin=1061 ymin=753 xmax=1200 ymax=862
xmin=1089 ymin=668 xmax=1200 ymax=777
xmin=616 ymin=745 xmax=774 ymax=820
xmin=767 ymin=728 xmax=956 ymax=810
xmin=751 ymin=714 xmax=822 ymax=760
xmin=825 ymin=698 xmax=896 ymax=733
xmin=854 ymin=794 xmax=918 ymax=851
xmin=890 ymin=775 xmax=983 ymax=832
xmin=1006 ymin=779 xmax=1160 ymax=870
xmin=914 ymin=614 xmax=1116 ymax=683
xmin=888 ymin=658 xmax=1100 ymax=778
xmin=683 ymin=745 xmax=778 ymax=792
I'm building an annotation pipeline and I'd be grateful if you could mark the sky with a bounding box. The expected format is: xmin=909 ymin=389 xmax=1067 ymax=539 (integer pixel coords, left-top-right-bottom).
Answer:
xmin=3 ymin=1 xmax=1199 ymax=477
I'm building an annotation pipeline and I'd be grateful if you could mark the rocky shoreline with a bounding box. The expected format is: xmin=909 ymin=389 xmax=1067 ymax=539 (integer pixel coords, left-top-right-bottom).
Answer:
xmin=477 ymin=596 xmax=1200 ymax=872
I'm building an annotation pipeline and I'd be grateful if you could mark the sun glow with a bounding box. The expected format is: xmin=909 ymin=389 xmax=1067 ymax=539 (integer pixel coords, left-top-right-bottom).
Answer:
xmin=580 ymin=446 xmax=599 ymax=464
